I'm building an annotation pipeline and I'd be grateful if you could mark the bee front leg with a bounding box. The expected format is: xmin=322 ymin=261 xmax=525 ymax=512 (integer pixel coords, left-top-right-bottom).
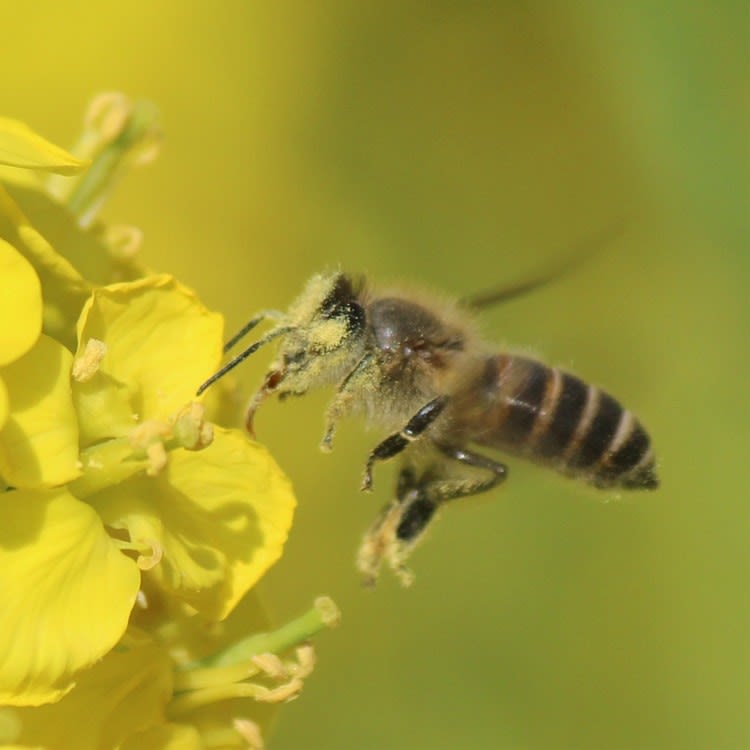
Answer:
xmin=360 ymin=395 xmax=449 ymax=491
xmin=320 ymin=353 xmax=374 ymax=452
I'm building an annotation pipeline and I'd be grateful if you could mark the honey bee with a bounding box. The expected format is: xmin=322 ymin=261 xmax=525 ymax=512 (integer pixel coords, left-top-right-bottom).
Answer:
xmin=197 ymin=258 xmax=658 ymax=586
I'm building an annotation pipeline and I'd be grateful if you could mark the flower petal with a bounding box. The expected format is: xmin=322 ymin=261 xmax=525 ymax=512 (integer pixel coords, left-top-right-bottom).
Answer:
xmin=8 ymin=635 xmax=172 ymax=750
xmin=0 ymin=239 xmax=42 ymax=366
xmin=75 ymin=275 xmax=223 ymax=421
xmin=73 ymin=372 xmax=137 ymax=447
xmin=0 ymin=377 xmax=8 ymax=434
xmin=91 ymin=429 xmax=296 ymax=620
xmin=131 ymin=583 xmax=271 ymax=667
xmin=0 ymin=488 xmax=141 ymax=706
xmin=0 ymin=184 xmax=89 ymax=350
xmin=121 ymin=723 xmax=202 ymax=750
xmin=0 ymin=334 xmax=80 ymax=488
xmin=0 ymin=117 xmax=87 ymax=174
xmin=5 ymin=182 xmax=147 ymax=287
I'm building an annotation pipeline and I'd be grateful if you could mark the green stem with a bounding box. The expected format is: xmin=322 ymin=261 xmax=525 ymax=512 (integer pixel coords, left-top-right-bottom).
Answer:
xmin=177 ymin=597 xmax=340 ymax=677
xmin=66 ymin=101 xmax=158 ymax=225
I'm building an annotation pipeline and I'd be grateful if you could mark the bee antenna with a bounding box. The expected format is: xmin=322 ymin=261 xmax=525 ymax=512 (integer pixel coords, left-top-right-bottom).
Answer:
xmin=223 ymin=309 xmax=284 ymax=354
xmin=196 ymin=326 xmax=294 ymax=396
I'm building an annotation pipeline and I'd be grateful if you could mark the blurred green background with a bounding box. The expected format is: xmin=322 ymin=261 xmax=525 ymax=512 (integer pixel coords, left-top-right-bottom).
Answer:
xmin=5 ymin=2 xmax=748 ymax=748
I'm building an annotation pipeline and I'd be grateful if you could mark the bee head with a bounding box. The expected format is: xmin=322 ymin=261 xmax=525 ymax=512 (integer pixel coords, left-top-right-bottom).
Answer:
xmin=246 ymin=272 xmax=368 ymax=432
xmin=283 ymin=272 xmax=366 ymax=363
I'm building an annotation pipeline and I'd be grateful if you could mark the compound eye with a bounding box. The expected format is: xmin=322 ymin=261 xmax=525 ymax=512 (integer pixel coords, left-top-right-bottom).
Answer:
xmin=318 ymin=276 xmax=366 ymax=334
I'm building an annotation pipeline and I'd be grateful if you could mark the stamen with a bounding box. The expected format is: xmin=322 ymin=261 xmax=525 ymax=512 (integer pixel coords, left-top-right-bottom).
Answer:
xmin=232 ymin=719 xmax=264 ymax=750
xmin=72 ymin=338 xmax=107 ymax=382
xmin=251 ymin=653 xmax=286 ymax=679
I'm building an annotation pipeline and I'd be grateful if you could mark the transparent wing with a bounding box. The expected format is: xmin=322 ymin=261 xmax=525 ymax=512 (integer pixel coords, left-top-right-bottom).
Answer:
xmin=460 ymin=220 xmax=628 ymax=310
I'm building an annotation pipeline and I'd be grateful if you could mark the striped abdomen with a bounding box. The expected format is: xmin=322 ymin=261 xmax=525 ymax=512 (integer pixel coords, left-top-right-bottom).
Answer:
xmin=463 ymin=354 xmax=658 ymax=489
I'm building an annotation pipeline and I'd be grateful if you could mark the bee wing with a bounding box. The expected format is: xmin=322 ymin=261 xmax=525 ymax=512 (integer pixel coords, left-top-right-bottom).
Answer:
xmin=461 ymin=220 xmax=628 ymax=311
xmin=460 ymin=268 xmax=571 ymax=310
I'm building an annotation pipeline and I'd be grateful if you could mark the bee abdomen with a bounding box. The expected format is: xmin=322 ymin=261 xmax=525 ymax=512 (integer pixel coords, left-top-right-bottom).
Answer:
xmin=479 ymin=355 xmax=658 ymax=490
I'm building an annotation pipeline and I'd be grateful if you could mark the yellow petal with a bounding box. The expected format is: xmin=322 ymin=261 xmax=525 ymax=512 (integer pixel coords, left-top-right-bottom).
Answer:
xmin=91 ymin=429 xmax=296 ymax=620
xmin=0 ymin=239 xmax=42 ymax=366
xmin=0 ymin=163 xmax=44 ymax=191
xmin=0 ymin=117 xmax=87 ymax=174
xmin=0 ymin=334 xmax=80 ymax=488
xmin=0 ymin=488 xmax=141 ymax=706
xmin=8 ymin=635 xmax=172 ymax=750
xmin=0 ymin=184 xmax=89 ymax=350
xmin=75 ymin=275 xmax=223 ymax=421
xmin=73 ymin=372 xmax=137 ymax=447
xmin=131 ymin=583 xmax=270 ymax=668
xmin=4 ymin=183 xmax=147 ymax=287
xmin=121 ymin=724 xmax=202 ymax=750
xmin=0 ymin=377 xmax=8 ymax=433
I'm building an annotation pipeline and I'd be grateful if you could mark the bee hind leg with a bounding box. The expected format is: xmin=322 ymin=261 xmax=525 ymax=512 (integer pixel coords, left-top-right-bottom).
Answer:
xmin=357 ymin=465 xmax=429 ymax=587
xmin=430 ymin=444 xmax=508 ymax=501
xmin=357 ymin=451 xmax=506 ymax=586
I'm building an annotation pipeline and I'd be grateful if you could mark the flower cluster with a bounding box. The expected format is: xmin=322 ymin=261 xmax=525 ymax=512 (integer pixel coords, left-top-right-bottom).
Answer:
xmin=0 ymin=95 xmax=336 ymax=749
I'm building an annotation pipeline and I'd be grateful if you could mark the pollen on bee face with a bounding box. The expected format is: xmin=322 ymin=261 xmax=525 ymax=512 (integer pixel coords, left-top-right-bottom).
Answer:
xmin=313 ymin=319 xmax=348 ymax=350
xmin=287 ymin=273 xmax=339 ymax=322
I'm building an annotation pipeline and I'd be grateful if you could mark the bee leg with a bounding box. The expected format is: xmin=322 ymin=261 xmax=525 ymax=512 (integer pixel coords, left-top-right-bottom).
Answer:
xmin=358 ymin=449 xmax=507 ymax=585
xmin=429 ymin=444 xmax=508 ymax=502
xmin=360 ymin=395 xmax=449 ymax=491
xmin=320 ymin=353 xmax=374 ymax=452
xmin=395 ymin=464 xmax=419 ymax=498
xmin=387 ymin=449 xmax=506 ymax=572
xmin=357 ymin=465 xmax=426 ymax=587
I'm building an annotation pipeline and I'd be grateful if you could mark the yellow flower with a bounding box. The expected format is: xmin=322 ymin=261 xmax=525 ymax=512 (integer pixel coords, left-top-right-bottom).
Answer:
xmin=0 ymin=632 xmax=173 ymax=749
xmin=0 ymin=157 xmax=81 ymax=488
xmin=0 ymin=596 xmax=339 ymax=750
xmin=0 ymin=275 xmax=298 ymax=706
xmin=0 ymin=99 xmax=331 ymax=748
xmin=0 ymin=240 xmax=41 ymax=370
xmin=71 ymin=276 xmax=297 ymax=618
xmin=0 ymin=488 xmax=141 ymax=706
xmin=0 ymin=95 xmax=158 ymax=350
xmin=0 ymin=102 xmax=118 ymax=709
xmin=0 ymin=330 xmax=81 ymax=488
